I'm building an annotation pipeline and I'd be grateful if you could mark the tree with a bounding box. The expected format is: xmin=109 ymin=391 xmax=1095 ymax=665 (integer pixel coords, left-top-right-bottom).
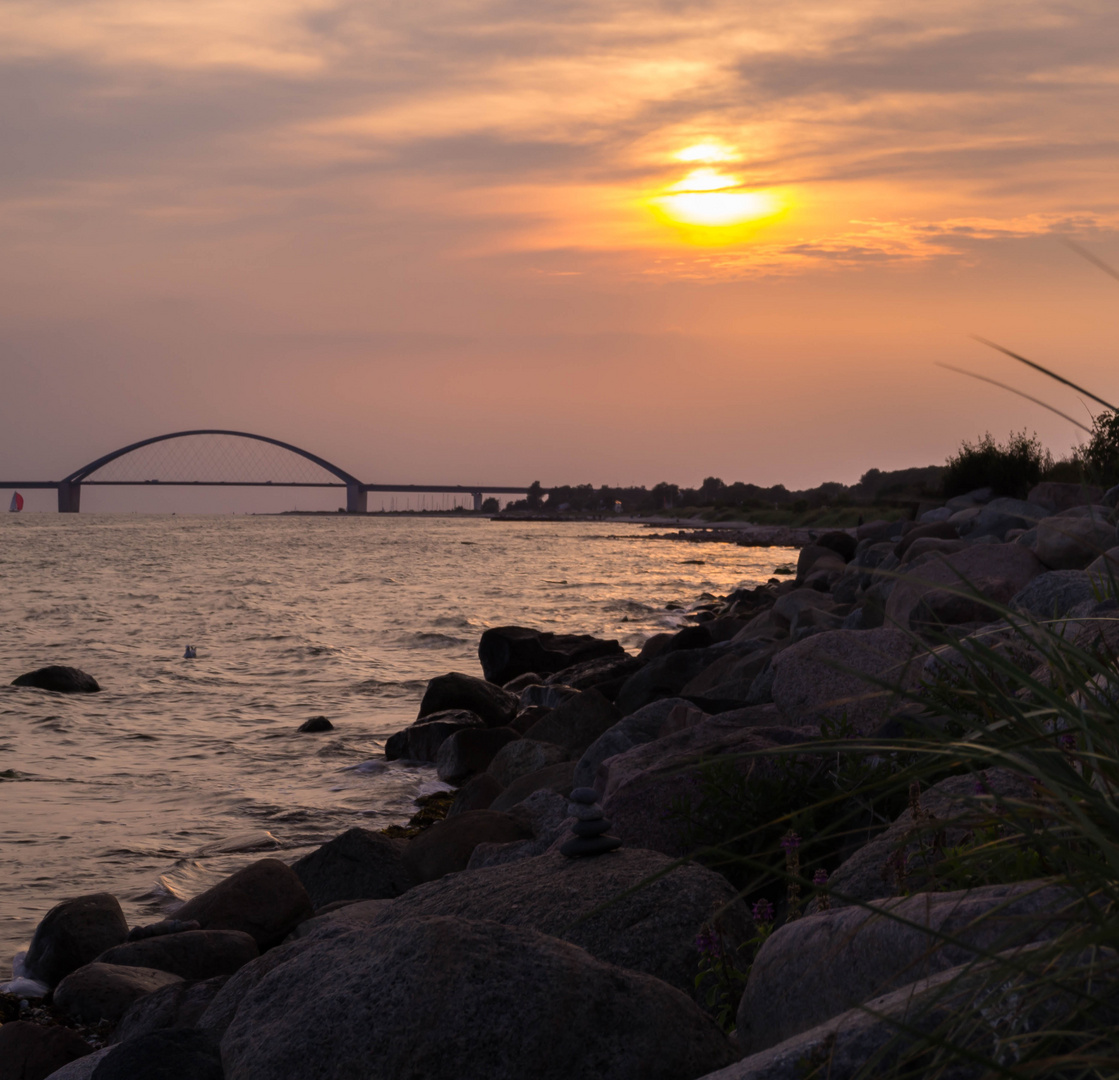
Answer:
xmin=1079 ymin=410 xmax=1119 ymax=488
xmin=651 ymin=482 xmax=680 ymax=509
xmin=526 ymin=481 xmax=543 ymax=510
xmin=481 ymin=497 xmax=500 ymax=513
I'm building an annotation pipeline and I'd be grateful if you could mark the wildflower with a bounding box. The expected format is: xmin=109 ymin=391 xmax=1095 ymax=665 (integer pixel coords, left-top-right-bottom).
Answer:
xmin=1060 ymin=732 xmax=1077 ymax=750
xmin=813 ymin=868 xmax=828 ymax=887
xmin=813 ymin=868 xmax=830 ymax=911
xmin=751 ymin=898 xmax=774 ymax=926
xmin=780 ymin=831 xmax=801 ymax=852
xmin=694 ymin=924 xmax=722 ymax=958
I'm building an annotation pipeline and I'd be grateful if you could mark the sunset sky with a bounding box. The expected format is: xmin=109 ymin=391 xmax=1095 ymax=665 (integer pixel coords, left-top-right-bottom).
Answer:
xmin=2 ymin=0 xmax=1118 ymax=509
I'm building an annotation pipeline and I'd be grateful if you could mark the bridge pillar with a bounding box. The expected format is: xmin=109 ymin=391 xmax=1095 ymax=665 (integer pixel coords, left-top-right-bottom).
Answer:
xmin=346 ymin=483 xmax=367 ymax=514
xmin=472 ymin=491 xmax=483 ymax=512
xmin=58 ymin=482 xmax=81 ymax=513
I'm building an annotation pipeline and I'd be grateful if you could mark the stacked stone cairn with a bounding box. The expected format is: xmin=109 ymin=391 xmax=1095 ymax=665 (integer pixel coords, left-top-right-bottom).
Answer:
xmin=560 ymin=787 xmax=623 ymax=857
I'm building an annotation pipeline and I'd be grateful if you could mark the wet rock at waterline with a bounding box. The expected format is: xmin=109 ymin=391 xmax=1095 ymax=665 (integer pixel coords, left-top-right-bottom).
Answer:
xmin=292 ymin=828 xmax=416 ymax=908
xmin=0 ymin=1020 xmax=92 ymax=1080
xmin=24 ymin=893 xmax=129 ymax=988
xmin=418 ymin=672 xmax=519 ymax=727
xmin=54 ymin=962 xmax=183 ymax=1024
xmin=11 ymin=665 xmax=101 ymax=693
xmin=479 ymin=625 xmax=626 ymax=686
xmin=296 ymin=715 xmax=333 ymax=733
xmin=95 ymin=929 xmax=259 ymax=981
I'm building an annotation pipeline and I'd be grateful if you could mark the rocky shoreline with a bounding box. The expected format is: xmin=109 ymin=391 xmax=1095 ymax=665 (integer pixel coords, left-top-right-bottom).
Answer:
xmin=4 ymin=477 xmax=1119 ymax=1080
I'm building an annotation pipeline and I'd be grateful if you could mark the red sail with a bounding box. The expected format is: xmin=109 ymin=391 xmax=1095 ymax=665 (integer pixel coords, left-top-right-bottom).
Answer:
xmin=9 ymin=492 xmax=23 ymax=512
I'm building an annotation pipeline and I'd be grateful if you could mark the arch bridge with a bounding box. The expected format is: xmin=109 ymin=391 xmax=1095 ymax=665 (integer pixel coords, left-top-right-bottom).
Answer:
xmin=1 ymin=430 xmax=531 ymax=513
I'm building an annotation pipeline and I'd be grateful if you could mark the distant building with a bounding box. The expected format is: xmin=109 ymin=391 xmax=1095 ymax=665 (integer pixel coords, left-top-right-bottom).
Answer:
xmin=614 ymin=500 xmax=623 ymax=513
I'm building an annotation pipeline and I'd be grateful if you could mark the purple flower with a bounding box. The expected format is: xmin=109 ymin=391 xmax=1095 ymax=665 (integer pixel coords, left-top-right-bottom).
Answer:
xmin=813 ymin=868 xmax=828 ymax=887
xmin=752 ymin=898 xmax=775 ymax=925
xmin=694 ymin=925 xmax=722 ymax=958
xmin=1060 ymin=733 xmax=1077 ymax=750
xmin=780 ymin=832 xmax=800 ymax=852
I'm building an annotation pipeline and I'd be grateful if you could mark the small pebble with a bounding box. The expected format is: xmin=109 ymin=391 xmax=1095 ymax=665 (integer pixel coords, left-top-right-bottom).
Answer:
xmin=572 ymin=818 xmax=611 ymax=838
xmin=568 ymin=804 xmax=604 ymax=821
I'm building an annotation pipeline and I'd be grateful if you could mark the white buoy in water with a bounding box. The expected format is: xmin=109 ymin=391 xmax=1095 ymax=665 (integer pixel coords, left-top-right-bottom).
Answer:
xmin=183 ymin=645 xmax=197 ymax=659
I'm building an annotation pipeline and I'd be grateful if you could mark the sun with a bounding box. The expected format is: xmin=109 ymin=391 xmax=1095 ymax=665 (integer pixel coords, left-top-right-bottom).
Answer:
xmin=648 ymin=142 xmax=784 ymax=240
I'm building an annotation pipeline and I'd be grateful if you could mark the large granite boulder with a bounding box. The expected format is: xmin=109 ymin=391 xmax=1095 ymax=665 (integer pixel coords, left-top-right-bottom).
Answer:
xmin=737 ymin=880 xmax=1083 ymax=1054
xmin=435 ymin=726 xmax=520 ymax=783
xmin=0 ymin=1020 xmax=91 ymax=1079
xmin=400 ymin=810 xmax=531 ymax=883
xmin=615 ymin=645 xmax=751 ymax=716
xmin=10 ymin=666 xmax=101 ymax=693
xmin=1028 ymin=481 xmax=1104 ymax=513
xmin=543 ymin=655 xmax=645 ymax=697
xmin=205 ymin=916 xmax=736 ymax=1080
xmin=490 ymin=760 xmax=576 ymax=811
xmin=600 ymin=723 xmax=821 ymax=857
xmin=486 ymin=738 xmax=569 ymax=787
xmin=884 ymin=544 xmax=1046 ymax=630
xmin=291 ymin=828 xmax=415 ymax=909
xmin=682 ymin=647 xmax=779 ymax=703
xmin=90 ymin=1029 xmax=223 ymax=1080
xmin=962 ymin=496 xmax=1047 ymax=540
xmin=369 ymin=848 xmax=751 ymax=1003
xmin=1035 ymin=514 xmax=1117 ymax=570
xmin=770 ymin=628 xmax=925 ymax=733
xmin=522 ymin=689 xmax=619 ymax=754
xmin=479 ymin=626 xmax=626 ymax=686
xmin=174 ymin=859 xmax=313 ymax=950
xmin=446 ymin=772 xmax=504 ymax=816
xmin=113 ymin=974 xmax=229 ymax=1044
xmin=24 ymin=893 xmax=129 ymax=988
xmin=95 ymin=929 xmax=258 ymax=981
xmin=383 ymin=709 xmax=485 ymax=762
xmin=54 ymin=963 xmax=183 ymax=1024
xmin=1010 ymin=569 xmax=1097 ymax=618
xmin=418 ymin=672 xmax=518 ymax=727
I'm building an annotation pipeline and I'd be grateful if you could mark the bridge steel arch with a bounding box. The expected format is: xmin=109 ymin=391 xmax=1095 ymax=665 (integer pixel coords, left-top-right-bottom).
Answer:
xmin=57 ymin=429 xmax=365 ymax=513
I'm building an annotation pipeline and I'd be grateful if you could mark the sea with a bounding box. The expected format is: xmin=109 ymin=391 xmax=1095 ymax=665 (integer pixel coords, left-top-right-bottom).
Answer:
xmin=0 ymin=514 xmax=794 ymax=972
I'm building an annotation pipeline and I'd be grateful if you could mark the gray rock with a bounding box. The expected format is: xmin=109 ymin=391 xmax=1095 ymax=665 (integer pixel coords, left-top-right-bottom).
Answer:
xmin=126 ymin=919 xmax=201 ymax=942
xmin=961 ymin=497 xmax=1047 ymax=540
xmin=486 ymin=737 xmax=570 ymax=787
xmin=738 ymin=880 xmax=1083 ymax=1054
xmin=518 ymin=683 xmax=579 ymax=709
xmin=490 ymin=760 xmax=576 ymax=811
xmin=682 ymin=646 xmax=778 ymax=702
xmin=770 ymin=628 xmax=925 ymax=733
xmin=54 ymin=963 xmax=183 ymax=1024
xmin=1035 ymin=514 xmax=1117 ymax=570
xmin=95 ymin=930 xmax=258 ymax=981
xmin=384 ymin=709 xmax=485 ymax=762
xmin=113 ymin=974 xmax=229 ymax=1044
xmin=560 ymin=834 xmax=622 ymax=856
xmin=1028 ymin=481 xmax=1104 ymax=513
xmin=446 ymin=772 xmax=504 ymax=816
xmin=946 ymin=487 xmax=993 ymax=510
xmin=1105 ymin=483 xmax=1119 ymax=508
xmin=1010 ymin=569 xmax=1097 ymax=618
xmin=543 ymin=654 xmax=645 ymax=694
xmin=614 ymin=646 xmax=742 ymax=716
xmin=824 ymin=769 xmax=1035 ymax=907
xmin=209 ymin=916 xmax=735 ymax=1080
xmin=400 ymin=809 xmax=532 ymax=883
xmin=174 ymin=859 xmax=313 ymax=950
xmin=418 ymin=672 xmax=519 ymax=727
xmin=291 ymin=828 xmax=415 ymax=909
xmin=522 ymin=689 xmax=620 ymax=754
xmin=884 ymin=544 xmax=1045 ymax=630
xmin=1086 ymin=545 xmax=1119 ymax=593
xmin=478 ymin=625 xmax=626 ymax=686
xmin=358 ymin=847 xmax=751 ymax=1005
xmin=24 ymin=893 xmax=129 ymax=988
xmin=42 ymin=1047 xmax=112 ymax=1080
xmin=435 ymin=726 xmax=520 ymax=783
xmin=0 ymin=1020 xmax=92 ymax=1079
xmin=468 ymin=790 xmax=574 ymax=869
xmin=918 ymin=506 xmax=952 ymax=523
xmin=296 ymin=715 xmax=332 ymax=733
xmin=91 ymin=1029 xmax=223 ymax=1080
xmin=11 ymin=665 xmax=101 ymax=693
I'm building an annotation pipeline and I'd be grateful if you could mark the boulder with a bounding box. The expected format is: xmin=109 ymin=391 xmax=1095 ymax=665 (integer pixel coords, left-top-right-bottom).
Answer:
xmin=89 ymin=1029 xmax=223 ymax=1080
xmin=435 ymin=726 xmax=520 ymax=783
xmin=291 ymin=828 xmax=415 ymax=909
xmin=884 ymin=544 xmax=1046 ymax=630
xmin=1086 ymin=545 xmax=1119 ymax=592
xmin=814 ymin=530 xmax=857 ymax=562
xmin=491 ymin=760 xmax=576 ymax=811
xmin=1010 ymin=569 xmax=1097 ymax=618
xmin=383 ymin=709 xmax=485 ymax=762
xmin=897 ymin=536 xmax=967 ymax=565
xmin=573 ymin=698 xmax=708 ymax=790
xmin=795 ymin=545 xmax=844 ymax=583
xmin=486 ymin=738 xmax=569 ymax=787
xmin=400 ymin=810 xmax=532 ymax=883
xmin=770 ymin=628 xmax=925 ymax=733
xmin=962 ymin=496 xmax=1047 ymax=540
xmin=1035 ymin=514 xmax=1117 ymax=570
xmin=417 ymin=672 xmax=518 ymax=727
xmin=24 ymin=893 xmax=129 ymax=988
xmin=10 ymin=666 xmax=100 ymax=693
xmin=296 ymin=715 xmax=332 ymax=733
xmin=0 ymin=1020 xmax=91 ymax=1080
xmin=466 ymin=789 xmax=573 ymax=869
xmin=1027 ymin=481 xmax=1104 ymax=513
xmin=737 ymin=880 xmax=1083 ymax=1054
xmin=855 ymin=519 xmax=904 ymax=543
xmin=824 ymin=769 xmax=1035 ymax=907
xmin=918 ymin=506 xmax=952 ymax=523
xmin=208 ymin=916 xmax=736 ymax=1080
xmin=174 ymin=859 xmax=313 ymax=950
xmin=34 ymin=1048 xmax=111 ymax=1080
xmin=702 ymin=945 xmax=1116 ymax=1080
xmin=895 ymin=521 xmax=959 ymax=558
xmin=614 ymin=647 xmax=741 ymax=716
xmin=446 ymin=772 xmax=503 ymax=816
xmin=478 ymin=626 xmax=626 ymax=686
xmin=522 ymin=689 xmax=619 ymax=754
xmin=375 ymin=848 xmax=752 ymax=1003
xmin=54 ymin=963 xmax=182 ymax=1024
xmin=600 ymin=724 xmax=821 ymax=857
xmin=94 ymin=929 xmax=258 ymax=981
xmin=113 ymin=974 xmax=229 ymax=1044
xmin=682 ymin=646 xmax=779 ymax=703
xmin=769 ymin=590 xmax=836 ymax=635
xmin=544 ymin=654 xmax=645 ymax=698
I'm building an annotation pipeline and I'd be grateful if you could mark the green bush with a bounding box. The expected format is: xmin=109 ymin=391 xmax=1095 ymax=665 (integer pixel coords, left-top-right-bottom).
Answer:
xmin=1077 ymin=409 xmax=1119 ymax=488
xmin=942 ymin=430 xmax=1052 ymax=500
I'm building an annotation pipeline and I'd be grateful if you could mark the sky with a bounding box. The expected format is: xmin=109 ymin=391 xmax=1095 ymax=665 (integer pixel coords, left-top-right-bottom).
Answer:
xmin=2 ymin=0 xmax=1118 ymax=511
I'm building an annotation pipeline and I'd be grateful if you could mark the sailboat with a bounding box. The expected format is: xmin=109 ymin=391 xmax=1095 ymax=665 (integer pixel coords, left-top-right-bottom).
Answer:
xmin=9 ymin=492 xmax=23 ymax=512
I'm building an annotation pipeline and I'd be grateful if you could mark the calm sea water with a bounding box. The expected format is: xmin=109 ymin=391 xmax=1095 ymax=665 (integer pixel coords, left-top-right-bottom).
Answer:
xmin=0 ymin=514 xmax=793 ymax=969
